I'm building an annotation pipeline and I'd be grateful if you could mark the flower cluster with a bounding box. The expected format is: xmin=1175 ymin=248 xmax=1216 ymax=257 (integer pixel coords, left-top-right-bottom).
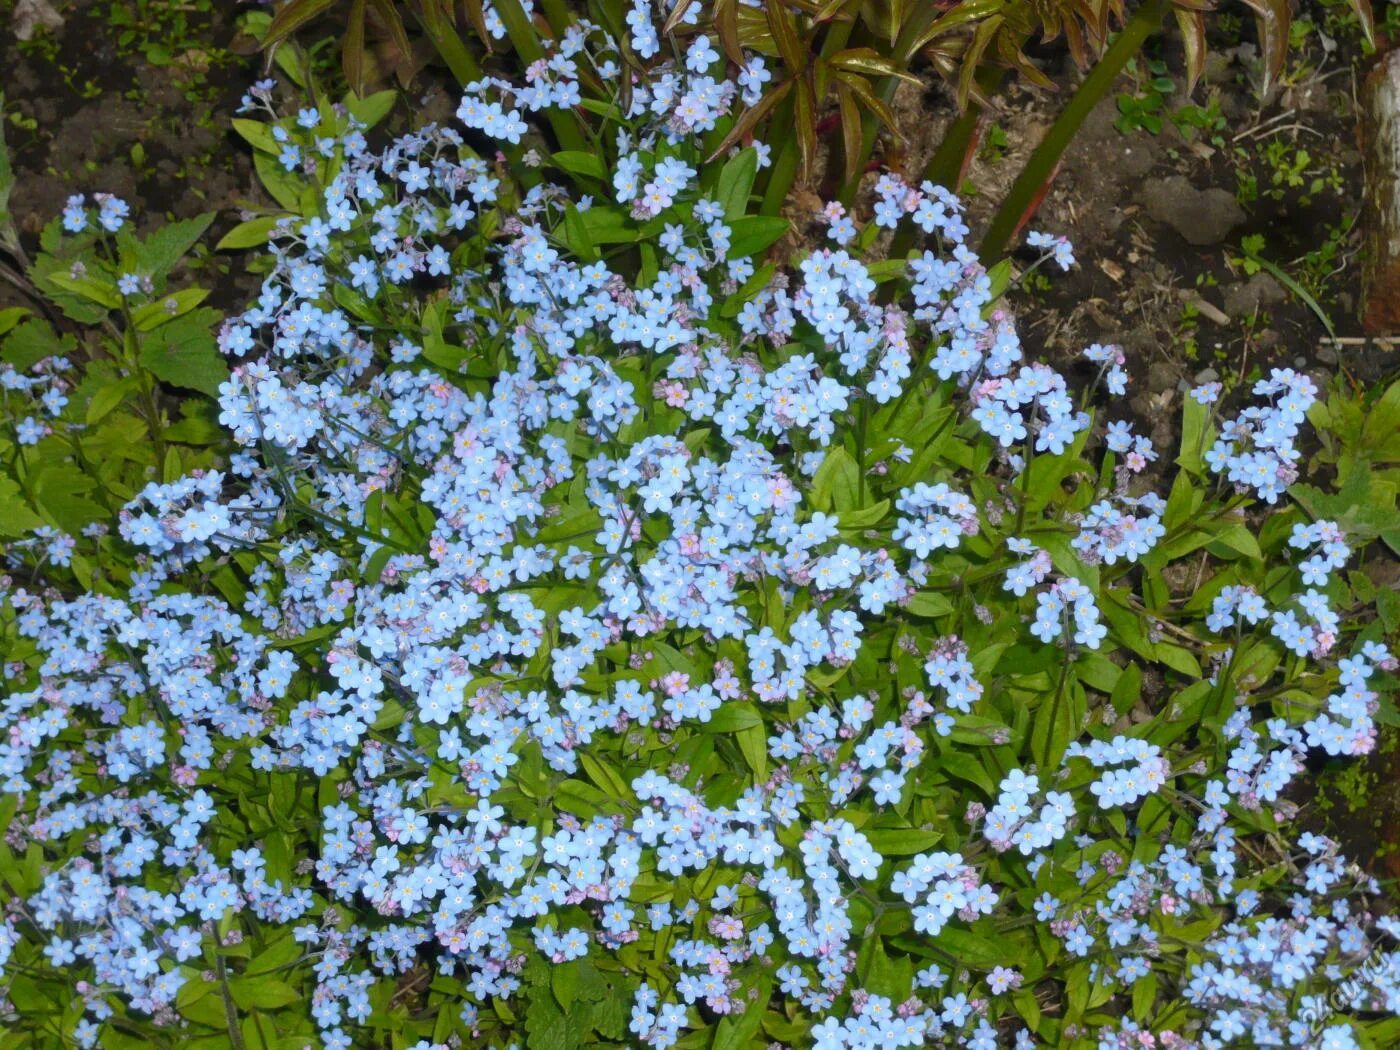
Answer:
xmin=0 ymin=13 xmax=1396 ymax=1050
xmin=1205 ymin=368 xmax=1318 ymax=503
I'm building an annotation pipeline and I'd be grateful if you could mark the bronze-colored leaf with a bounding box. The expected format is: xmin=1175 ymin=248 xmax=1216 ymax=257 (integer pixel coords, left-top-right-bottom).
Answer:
xmin=706 ymin=79 xmax=793 ymax=161
xmin=830 ymin=46 xmax=923 ymax=85
xmin=1000 ymin=37 xmax=1055 ymax=93
xmin=462 ymin=0 xmax=495 ymax=51
xmin=1175 ymin=6 xmax=1206 ymax=95
xmin=889 ymin=0 xmax=942 ymax=61
xmin=766 ymin=0 xmax=807 ymax=73
xmin=263 ymin=0 xmax=337 ymax=47
xmin=1347 ymin=0 xmax=1375 ymax=45
xmin=368 ymin=0 xmax=413 ymax=67
xmin=835 ymin=79 xmax=863 ymax=187
xmin=794 ymin=72 xmax=817 ymax=178
xmin=812 ymin=0 xmax=856 ymax=24
xmin=832 ymin=70 xmax=899 ymax=138
xmin=344 ymin=0 xmax=368 ymax=94
xmin=906 ymin=0 xmax=1004 ymax=62
xmin=662 ymin=0 xmax=699 ymax=38
xmin=955 ymin=14 xmax=1004 ymax=111
xmin=1063 ymin=11 xmax=1089 ymax=68
xmin=1240 ymin=0 xmax=1290 ymax=81
xmin=714 ymin=0 xmax=745 ymax=66
xmin=887 ymin=0 xmax=903 ymax=46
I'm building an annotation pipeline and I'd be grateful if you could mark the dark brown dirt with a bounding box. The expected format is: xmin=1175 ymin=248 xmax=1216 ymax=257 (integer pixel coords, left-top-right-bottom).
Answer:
xmin=1 ymin=0 xmax=260 ymax=312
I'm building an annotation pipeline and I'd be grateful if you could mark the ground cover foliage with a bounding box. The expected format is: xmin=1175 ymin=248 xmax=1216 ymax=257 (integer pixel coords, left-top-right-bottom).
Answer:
xmin=0 ymin=4 xmax=1399 ymax=1050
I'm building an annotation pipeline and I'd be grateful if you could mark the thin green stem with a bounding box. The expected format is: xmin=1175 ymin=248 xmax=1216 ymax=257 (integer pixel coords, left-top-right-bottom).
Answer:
xmin=981 ymin=0 xmax=1170 ymax=259
xmin=1013 ymin=432 xmax=1035 ymax=535
xmin=216 ymin=954 xmax=249 ymax=1050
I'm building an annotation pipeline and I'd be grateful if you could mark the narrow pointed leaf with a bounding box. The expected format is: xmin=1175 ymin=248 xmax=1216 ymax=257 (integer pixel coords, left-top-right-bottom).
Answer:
xmin=1175 ymin=8 xmax=1206 ymax=96
xmin=830 ymin=47 xmax=923 ymax=85
xmin=662 ymin=0 xmax=699 ymax=37
xmin=794 ymin=73 xmax=817 ymax=178
xmin=714 ymin=0 xmax=744 ymax=66
xmin=368 ymin=0 xmax=413 ymax=65
xmin=707 ymin=79 xmax=791 ymax=161
xmin=1240 ymin=0 xmax=1290 ymax=82
xmin=835 ymin=81 xmax=862 ymax=187
xmin=343 ymin=0 xmax=367 ymax=95
xmin=956 ymin=15 xmax=1004 ymax=110
xmin=908 ymin=0 xmax=1004 ymax=61
xmin=832 ymin=71 xmax=899 ymax=136
xmin=1348 ymin=0 xmax=1375 ymax=46
xmin=264 ymin=0 xmax=336 ymax=46
xmin=766 ymin=1 xmax=806 ymax=72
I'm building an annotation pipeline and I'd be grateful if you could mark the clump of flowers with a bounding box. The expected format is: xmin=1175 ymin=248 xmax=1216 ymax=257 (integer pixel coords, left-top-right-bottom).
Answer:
xmin=0 ymin=9 xmax=1396 ymax=1050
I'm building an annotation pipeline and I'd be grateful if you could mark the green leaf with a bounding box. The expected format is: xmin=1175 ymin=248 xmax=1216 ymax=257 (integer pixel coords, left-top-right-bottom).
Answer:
xmin=812 ymin=446 xmax=860 ymax=512
xmin=254 ymin=150 xmax=304 ymax=211
xmin=1031 ymin=676 xmax=1083 ymax=771
xmin=1131 ymin=970 xmax=1158 ymax=1021
xmin=131 ymin=287 xmax=210 ymax=330
xmin=716 ymin=147 xmax=758 ymax=220
xmin=216 ymin=215 xmax=289 ymax=251
xmin=906 ymin=591 xmax=953 ymax=617
xmin=712 ymin=978 xmax=770 ymax=1050
xmin=241 ymin=1013 xmax=276 ymax=1050
xmin=703 ymin=702 xmax=763 ymax=732
xmin=927 ymin=926 xmax=1017 ymax=967
xmin=552 ymin=150 xmax=607 ymax=181
xmin=164 ymin=400 xmax=227 ymax=445
xmin=949 ymin=715 xmax=1013 ymax=746
xmin=938 ymin=748 xmax=995 ymax=794
xmin=138 ymin=307 xmax=228 ymax=397
xmin=578 ymin=751 xmax=630 ymax=800
xmin=1 ymin=318 xmax=74 ymax=369
xmin=726 ymin=215 xmax=789 ymax=258
xmin=365 ymin=544 xmax=395 ymax=586
xmin=577 ymin=205 xmax=638 ymax=246
xmin=228 ymin=975 xmax=301 ymax=1011
xmin=1110 ymin=662 xmax=1141 ymax=715
xmin=48 ymin=272 xmax=120 ymax=310
xmin=591 ymin=989 xmax=629 ymax=1040
xmin=0 ymin=477 xmax=42 ymax=537
xmin=555 ymin=778 xmax=615 ymax=819
xmin=838 ymin=499 xmax=889 ymax=529
xmin=524 ymin=988 xmax=580 ymax=1050
xmin=560 ymin=204 xmax=598 ymax=264
xmin=985 ymin=258 xmax=1013 ymax=299
xmin=552 ymin=961 xmax=579 ymax=1011
xmin=863 ymin=827 xmax=942 ymax=855
xmin=345 ymin=89 xmax=398 ymax=129
xmin=736 ymin=721 xmax=767 ymax=782
xmin=246 ymin=935 xmax=302 ymax=976
xmin=85 ymin=376 xmax=137 ymax=424
xmin=233 ymin=118 xmax=282 ymax=154
xmin=0 ymin=306 xmax=27 ymax=337
xmin=33 ymin=463 xmax=105 ymax=533
xmin=177 ymin=979 xmax=229 ymax=1029
xmin=1177 ymin=394 xmax=1210 ymax=474
xmin=134 ymin=212 xmax=216 ymax=276
xmin=1208 ymin=522 xmax=1262 ymax=560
